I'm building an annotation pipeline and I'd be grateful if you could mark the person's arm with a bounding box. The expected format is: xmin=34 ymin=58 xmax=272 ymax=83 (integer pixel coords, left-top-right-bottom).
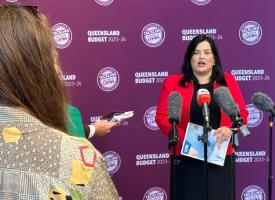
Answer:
xmin=83 ymin=123 xmax=93 ymax=138
xmin=83 ymin=119 xmax=118 ymax=138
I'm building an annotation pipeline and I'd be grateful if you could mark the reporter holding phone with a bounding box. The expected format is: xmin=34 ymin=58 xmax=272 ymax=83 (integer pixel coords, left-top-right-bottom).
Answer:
xmin=67 ymin=104 xmax=118 ymax=138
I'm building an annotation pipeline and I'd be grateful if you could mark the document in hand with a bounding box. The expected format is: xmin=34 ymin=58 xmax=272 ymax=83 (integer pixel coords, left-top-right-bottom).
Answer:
xmin=181 ymin=122 xmax=230 ymax=166
xmin=101 ymin=111 xmax=134 ymax=122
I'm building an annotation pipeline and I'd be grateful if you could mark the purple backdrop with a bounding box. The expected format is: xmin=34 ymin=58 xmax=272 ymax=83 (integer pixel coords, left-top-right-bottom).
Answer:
xmin=2 ymin=0 xmax=274 ymax=199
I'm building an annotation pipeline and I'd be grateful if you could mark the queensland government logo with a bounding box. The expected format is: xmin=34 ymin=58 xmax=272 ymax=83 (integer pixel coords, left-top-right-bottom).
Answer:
xmin=142 ymin=23 xmax=165 ymax=47
xmin=143 ymin=187 xmax=167 ymax=200
xmin=52 ymin=23 xmax=72 ymax=49
xmin=239 ymin=21 xmax=262 ymax=45
xmin=144 ymin=106 xmax=159 ymax=130
xmin=191 ymin=0 xmax=211 ymax=5
xmin=246 ymin=104 xmax=263 ymax=128
xmin=95 ymin=0 xmax=113 ymax=6
xmin=97 ymin=67 xmax=120 ymax=92
xmin=241 ymin=185 xmax=265 ymax=200
xmin=103 ymin=151 xmax=121 ymax=174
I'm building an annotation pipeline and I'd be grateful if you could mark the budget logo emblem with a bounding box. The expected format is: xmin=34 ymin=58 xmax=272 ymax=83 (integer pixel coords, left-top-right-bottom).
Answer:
xmin=142 ymin=23 xmax=165 ymax=47
xmin=95 ymin=0 xmax=113 ymax=6
xmin=103 ymin=151 xmax=121 ymax=174
xmin=52 ymin=23 xmax=72 ymax=49
xmin=246 ymin=104 xmax=263 ymax=128
xmin=239 ymin=21 xmax=262 ymax=45
xmin=143 ymin=187 xmax=167 ymax=200
xmin=241 ymin=185 xmax=265 ymax=200
xmin=191 ymin=0 xmax=211 ymax=5
xmin=97 ymin=67 xmax=120 ymax=92
xmin=144 ymin=106 xmax=159 ymax=130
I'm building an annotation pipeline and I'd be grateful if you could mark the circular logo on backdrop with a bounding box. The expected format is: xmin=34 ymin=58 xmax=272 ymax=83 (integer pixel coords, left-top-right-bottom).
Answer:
xmin=241 ymin=185 xmax=265 ymax=200
xmin=141 ymin=23 xmax=165 ymax=47
xmin=246 ymin=104 xmax=263 ymax=128
xmin=144 ymin=106 xmax=159 ymax=130
xmin=95 ymin=0 xmax=113 ymax=6
xmin=103 ymin=151 xmax=121 ymax=174
xmin=191 ymin=0 xmax=211 ymax=5
xmin=143 ymin=187 xmax=167 ymax=200
xmin=52 ymin=23 xmax=72 ymax=49
xmin=239 ymin=21 xmax=262 ymax=45
xmin=97 ymin=67 xmax=120 ymax=92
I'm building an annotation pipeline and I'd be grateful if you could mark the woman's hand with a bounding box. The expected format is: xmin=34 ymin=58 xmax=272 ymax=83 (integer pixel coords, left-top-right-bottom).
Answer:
xmin=214 ymin=126 xmax=232 ymax=149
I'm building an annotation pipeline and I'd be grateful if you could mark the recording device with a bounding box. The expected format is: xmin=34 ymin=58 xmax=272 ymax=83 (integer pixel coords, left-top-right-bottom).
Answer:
xmin=168 ymin=91 xmax=182 ymax=124
xmin=214 ymin=86 xmax=251 ymax=138
xmin=168 ymin=91 xmax=182 ymax=150
xmin=197 ymin=88 xmax=211 ymax=126
xmin=251 ymin=92 xmax=275 ymax=116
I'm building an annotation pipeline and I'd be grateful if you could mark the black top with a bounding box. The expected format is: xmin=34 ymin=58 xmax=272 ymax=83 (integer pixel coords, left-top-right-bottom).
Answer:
xmin=190 ymin=82 xmax=221 ymax=129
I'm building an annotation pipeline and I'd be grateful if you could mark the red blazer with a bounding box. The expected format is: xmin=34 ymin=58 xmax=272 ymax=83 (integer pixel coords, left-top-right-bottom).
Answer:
xmin=155 ymin=72 xmax=248 ymax=156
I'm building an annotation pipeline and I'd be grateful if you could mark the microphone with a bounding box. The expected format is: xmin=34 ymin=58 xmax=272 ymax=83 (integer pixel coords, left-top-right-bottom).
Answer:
xmin=167 ymin=91 xmax=182 ymax=150
xmin=251 ymin=92 xmax=275 ymax=116
xmin=168 ymin=91 xmax=182 ymax=124
xmin=214 ymin=86 xmax=250 ymax=138
xmin=197 ymin=88 xmax=211 ymax=126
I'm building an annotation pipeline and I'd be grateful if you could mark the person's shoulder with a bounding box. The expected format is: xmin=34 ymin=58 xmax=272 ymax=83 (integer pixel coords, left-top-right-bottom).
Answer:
xmin=224 ymin=72 xmax=236 ymax=82
xmin=224 ymin=71 xmax=232 ymax=77
xmin=67 ymin=104 xmax=81 ymax=115
xmin=54 ymin=128 xmax=92 ymax=148
xmin=161 ymin=73 xmax=185 ymax=90
xmin=49 ymin=127 xmax=92 ymax=149
xmin=164 ymin=73 xmax=183 ymax=83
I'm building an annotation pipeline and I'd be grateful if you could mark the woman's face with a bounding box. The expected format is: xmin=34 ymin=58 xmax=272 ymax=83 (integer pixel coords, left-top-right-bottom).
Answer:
xmin=190 ymin=40 xmax=215 ymax=78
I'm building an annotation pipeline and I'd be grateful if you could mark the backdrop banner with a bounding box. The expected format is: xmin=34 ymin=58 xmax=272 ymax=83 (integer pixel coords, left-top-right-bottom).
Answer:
xmin=2 ymin=1 xmax=274 ymax=199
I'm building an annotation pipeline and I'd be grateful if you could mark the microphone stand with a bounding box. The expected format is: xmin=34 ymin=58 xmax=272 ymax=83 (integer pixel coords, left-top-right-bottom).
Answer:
xmin=168 ymin=119 xmax=179 ymax=200
xmin=230 ymin=127 xmax=239 ymax=200
xmin=198 ymin=120 xmax=211 ymax=200
xmin=230 ymin=115 xmax=243 ymax=200
xmin=268 ymin=114 xmax=273 ymax=200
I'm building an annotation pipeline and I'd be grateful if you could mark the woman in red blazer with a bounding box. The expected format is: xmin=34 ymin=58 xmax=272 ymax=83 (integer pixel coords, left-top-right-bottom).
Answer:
xmin=156 ymin=35 xmax=248 ymax=200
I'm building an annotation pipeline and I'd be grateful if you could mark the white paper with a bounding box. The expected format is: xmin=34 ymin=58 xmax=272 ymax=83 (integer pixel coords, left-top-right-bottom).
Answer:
xmin=181 ymin=122 xmax=230 ymax=166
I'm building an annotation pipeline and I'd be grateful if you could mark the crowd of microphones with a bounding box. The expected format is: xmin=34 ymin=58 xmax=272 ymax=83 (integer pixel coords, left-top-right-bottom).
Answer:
xmin=168 ymin=86 xmax=275 ymax=146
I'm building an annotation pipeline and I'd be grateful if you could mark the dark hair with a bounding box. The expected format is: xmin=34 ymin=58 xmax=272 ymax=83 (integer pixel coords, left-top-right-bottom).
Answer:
xmin=0 ymin=3 xmax=68 ymax=131
xmin=180 ymin=35 xmax=226 ymax=87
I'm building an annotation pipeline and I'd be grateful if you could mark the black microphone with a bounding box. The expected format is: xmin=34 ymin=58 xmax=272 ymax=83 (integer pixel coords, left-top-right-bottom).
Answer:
xmin=168 ymin=91 xmax=182 ymax=150
xmin=168 ymin=92 xmax=182 ymax=124
xmin=214 ymin=86 xmax=251 ymax=139
xmin=251 ymin=92 xmax=275 ymax=116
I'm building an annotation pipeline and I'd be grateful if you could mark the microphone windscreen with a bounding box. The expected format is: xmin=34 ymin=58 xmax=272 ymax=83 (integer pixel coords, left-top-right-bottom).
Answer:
xmin=251 ymin=92 xmax=274 ymax=112
xmin=197 ymin=88 xmax=211 ymax=106
xmin=214 ymin=86 xmax=240 ymax=117
xmin=168 ymin=91 xmax=182 ymax=122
